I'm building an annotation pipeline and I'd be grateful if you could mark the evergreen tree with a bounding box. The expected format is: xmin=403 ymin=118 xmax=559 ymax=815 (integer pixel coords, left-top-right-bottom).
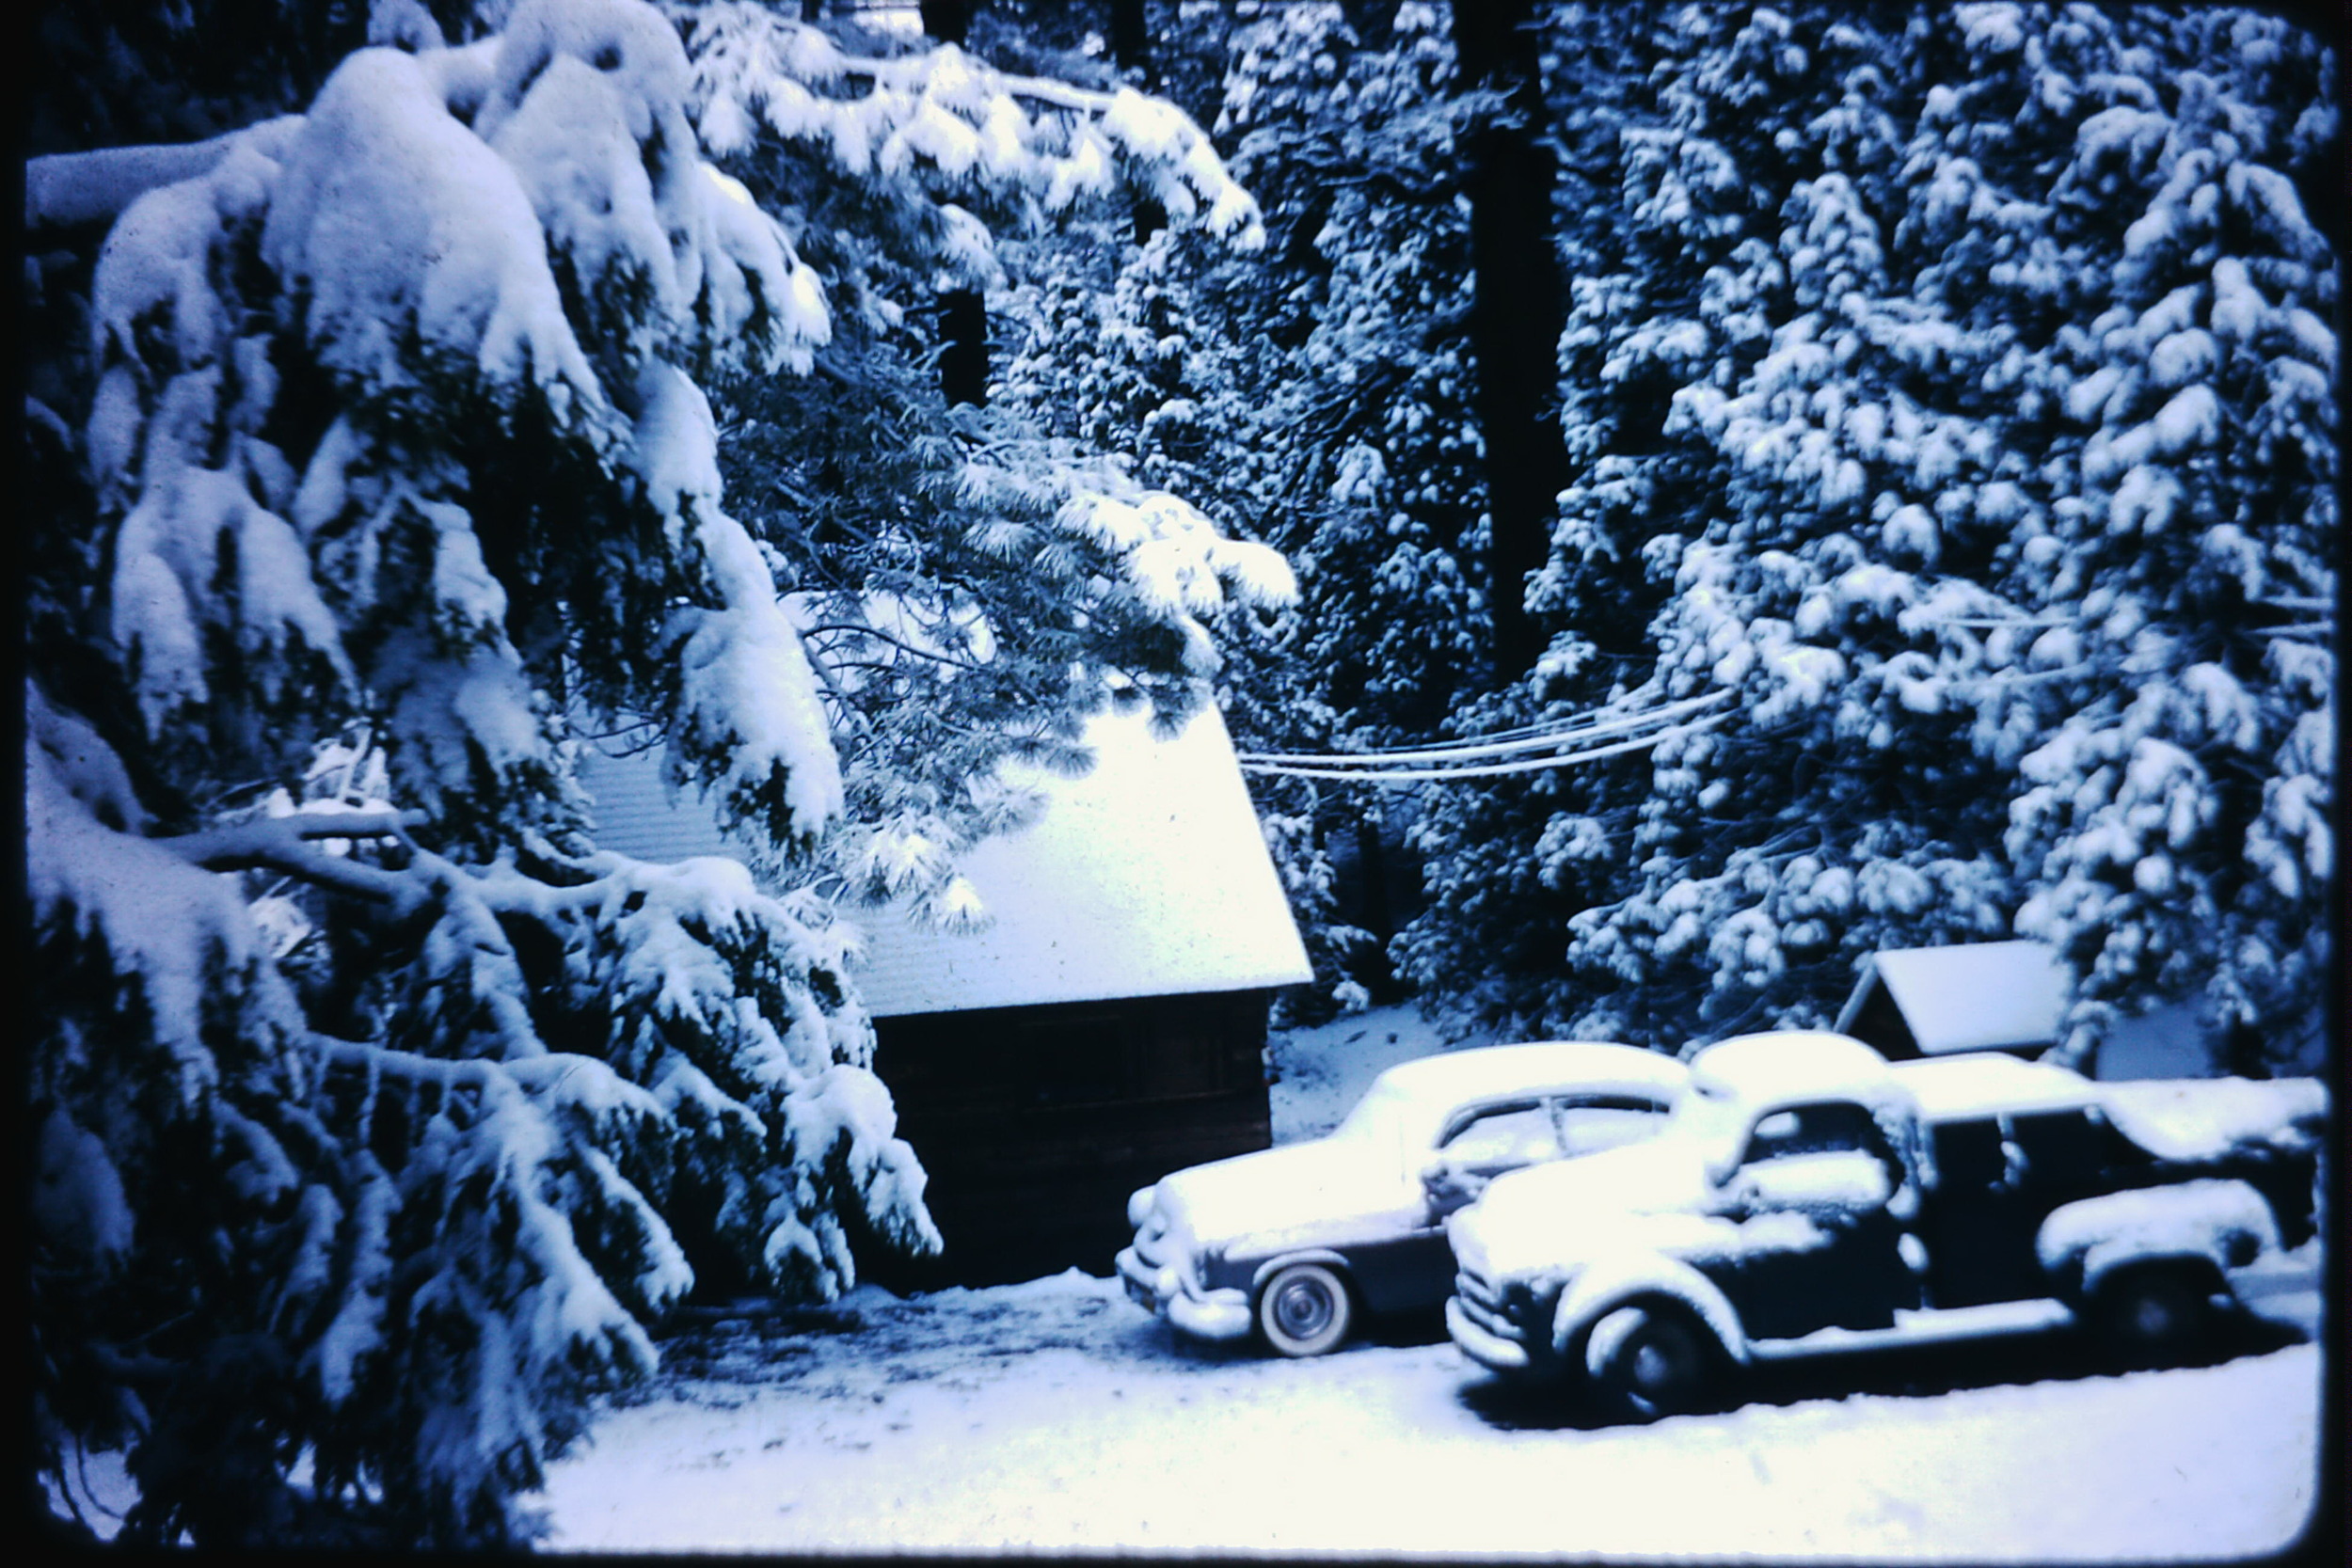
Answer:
xmin=27 ymin=0 xmax=1273 ymax=1542
xmin=1401 ymin=3 xmax=2334 ymax=1068
xmin=997 ymin=1 xmax=1496 ymax=1018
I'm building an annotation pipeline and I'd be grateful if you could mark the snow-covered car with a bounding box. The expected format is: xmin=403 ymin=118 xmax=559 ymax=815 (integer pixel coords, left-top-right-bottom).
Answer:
xmin=1116 ymin=1041 xmax=1688 ymax=1355
xmin=1446 ymin=1032 xmax=2323 ymax=1419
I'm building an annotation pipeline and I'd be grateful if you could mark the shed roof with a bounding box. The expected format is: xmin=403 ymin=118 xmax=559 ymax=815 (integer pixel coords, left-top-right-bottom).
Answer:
xmin=573 ymin=703 xmax=1312 ymax=1019
xmin=1835 ymin=940 xmax=2069 ymax=1056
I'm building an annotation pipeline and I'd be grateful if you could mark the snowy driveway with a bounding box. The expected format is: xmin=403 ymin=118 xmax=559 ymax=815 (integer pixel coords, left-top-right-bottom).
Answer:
xmin=542 ymin=1259 xmax=2323 ymax=1560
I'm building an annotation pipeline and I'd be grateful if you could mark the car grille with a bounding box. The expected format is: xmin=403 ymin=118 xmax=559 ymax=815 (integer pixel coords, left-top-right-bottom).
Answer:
xmin=1132 ymin=1212 xmax=1174 ymax=1270
xmin=1454 ymin=1268 xmax=1523 ymax=1343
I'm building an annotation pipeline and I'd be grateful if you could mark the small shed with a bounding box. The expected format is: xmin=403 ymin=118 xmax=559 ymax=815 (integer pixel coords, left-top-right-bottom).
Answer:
xmin=575 ymin=702 xmax=1311 ymax=1288
xmin=1834 ymin=940 xmax=2223 ymax=1080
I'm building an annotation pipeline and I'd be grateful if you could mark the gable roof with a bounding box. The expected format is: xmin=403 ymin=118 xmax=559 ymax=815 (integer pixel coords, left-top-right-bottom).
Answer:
xmin=1835 ymin=940 xmax=2069 ymax=1056
xmin=849 ymin=703 xmax=1312 ymax=1017
xmin=573 ymin=703 xmax=1312 ymax=1019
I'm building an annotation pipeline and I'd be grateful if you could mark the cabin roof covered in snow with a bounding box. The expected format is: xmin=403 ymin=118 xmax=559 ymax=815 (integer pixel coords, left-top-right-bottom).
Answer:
xmin=1836 ymin=941 xmax=2070 ymax=1056
xmin=574 ymin=702 xmax=1312 ymax=1018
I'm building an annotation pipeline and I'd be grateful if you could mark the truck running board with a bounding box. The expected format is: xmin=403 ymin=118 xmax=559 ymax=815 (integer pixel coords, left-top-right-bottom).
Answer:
xmin=1749 ymin=1298 xmax=2076 ymax=1359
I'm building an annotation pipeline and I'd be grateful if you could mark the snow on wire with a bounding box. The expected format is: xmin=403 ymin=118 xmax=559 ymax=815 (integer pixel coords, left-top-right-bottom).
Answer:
xmin=1236 ymin=691 xmax=1735 ymax=782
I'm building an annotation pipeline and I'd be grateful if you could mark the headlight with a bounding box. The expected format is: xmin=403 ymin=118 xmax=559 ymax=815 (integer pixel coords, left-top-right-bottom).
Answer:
xmin=1127 ymin=1184 xmax=1158 ymax=1229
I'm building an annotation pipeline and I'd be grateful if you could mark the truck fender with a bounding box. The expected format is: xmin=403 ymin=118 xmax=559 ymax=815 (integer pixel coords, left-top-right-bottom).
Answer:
xmin=1550 ymin=1254 xmax=1749 ymax=1367
xmin=2035 ymin=1179 xmax=2280 ymax=1298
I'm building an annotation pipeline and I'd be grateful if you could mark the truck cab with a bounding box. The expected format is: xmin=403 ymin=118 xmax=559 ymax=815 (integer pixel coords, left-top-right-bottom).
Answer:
xmin=1446 ymin=1033 xmax=2320 ymax=1420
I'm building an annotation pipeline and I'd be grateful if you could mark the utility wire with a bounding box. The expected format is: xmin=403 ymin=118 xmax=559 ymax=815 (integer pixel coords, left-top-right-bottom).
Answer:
xmin=1234 ymin=689 xmax=1732 ymax=768
xmin=1239 ymin=711 xmax=1734 ymax=782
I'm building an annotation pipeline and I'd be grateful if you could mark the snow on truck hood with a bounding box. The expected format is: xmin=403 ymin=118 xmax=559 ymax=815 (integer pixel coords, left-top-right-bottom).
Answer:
xmin=1154 ymin=1136 xmax=1406 ymax=1250
xmin=1450 ymin=1137 xmax=1714 ymax=1280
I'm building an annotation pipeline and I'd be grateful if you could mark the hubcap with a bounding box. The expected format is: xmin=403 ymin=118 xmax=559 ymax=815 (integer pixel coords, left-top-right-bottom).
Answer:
xmin=1274 ymin=1280 xmax=1332 ymax=1338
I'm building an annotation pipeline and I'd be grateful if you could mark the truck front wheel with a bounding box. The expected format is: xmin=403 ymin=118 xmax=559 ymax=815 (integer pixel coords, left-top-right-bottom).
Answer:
xmin=1583 ymin=1303 xmax=1720 ymax=1420
xmin=2091 ymin=1259 xmax=2223 ymax=1368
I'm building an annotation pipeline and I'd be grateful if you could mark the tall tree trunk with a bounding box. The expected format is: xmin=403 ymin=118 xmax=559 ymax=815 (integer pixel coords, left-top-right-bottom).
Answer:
xmin=936 ymin=288 xmax=990 ymax=406
xmin=1451 ymin=0 xmax=1565 ymax=681
xmin=1109 ymin=0 xmax=1153 ymax=85
xmin=1111 ymin=0 xmax=1166 ymax=244
xmin=922 ymin=0 xmax=987 ymax=403
xmin=918 ymin=0 xmax=969 ymax=45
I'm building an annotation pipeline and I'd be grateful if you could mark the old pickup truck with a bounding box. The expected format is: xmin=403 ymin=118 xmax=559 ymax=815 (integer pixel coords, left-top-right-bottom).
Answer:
xmin=1446 ymin=1032 xmax=2323 ymax=1419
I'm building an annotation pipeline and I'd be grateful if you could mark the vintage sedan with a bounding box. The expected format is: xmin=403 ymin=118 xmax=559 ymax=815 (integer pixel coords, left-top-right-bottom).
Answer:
xmin=1115 ymin=1041 xmax=1689 ymax=1355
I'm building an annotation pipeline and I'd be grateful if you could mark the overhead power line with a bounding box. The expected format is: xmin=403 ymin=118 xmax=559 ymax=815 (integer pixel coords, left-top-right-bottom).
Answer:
xmin=1234 ymin=689 xmax=1731 ymax=768
xmin=1237 ymin=695 xmax=1736 ymax=783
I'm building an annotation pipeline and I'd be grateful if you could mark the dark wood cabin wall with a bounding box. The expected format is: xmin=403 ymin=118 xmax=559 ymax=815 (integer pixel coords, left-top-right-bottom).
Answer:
xmin=1843 ymin=981 xmax=1923 ymax=1061
xmin=865 ymin=990 xmax=1275 ymax=1289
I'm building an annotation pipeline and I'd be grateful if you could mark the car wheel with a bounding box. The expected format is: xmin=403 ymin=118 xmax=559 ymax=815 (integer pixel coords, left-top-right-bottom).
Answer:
xmin=1584 ymin=1303 xmax=1717 ymax=1420
xmin=2092 ymin=1259 xmax=2220 ymax=1368
xmin=1257 ymin=1262 xmax=1354 ymax=1357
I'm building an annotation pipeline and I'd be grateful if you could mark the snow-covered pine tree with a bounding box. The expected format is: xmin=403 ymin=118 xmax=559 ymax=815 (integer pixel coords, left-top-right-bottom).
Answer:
xmin=1977 ymin=6 xmax=2338 ymax=1069
xmin=996 ymin=2 xmax=1495 ymax=1019
xmin=28 ymin=0 xmax=1275 ymax=1543
xmin=1400 ymin=3 xmax=2333 ymax=1064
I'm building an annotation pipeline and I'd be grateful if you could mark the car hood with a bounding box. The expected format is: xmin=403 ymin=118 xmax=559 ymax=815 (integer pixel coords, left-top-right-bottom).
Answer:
xmin=1154 ymin=1135 xmax=1408 ymax=1252
xmin=1450 ymin=1137 xmax=1716 ymax=1281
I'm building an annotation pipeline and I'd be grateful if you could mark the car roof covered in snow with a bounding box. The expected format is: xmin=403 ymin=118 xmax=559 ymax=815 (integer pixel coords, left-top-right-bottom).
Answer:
xmin=1688 ymin=1031 xmax=1899 ymax=1111
xmin=1893 ymin=1053 xmax=2100 ymax=1120
xmin=578 ymin=703 xmax=1313 ymax=1016
xmin=1366 ymin=1040 xmax=1688 ymax=1110
xmin=1836 ymin=941 xmax=2069 ymax=1055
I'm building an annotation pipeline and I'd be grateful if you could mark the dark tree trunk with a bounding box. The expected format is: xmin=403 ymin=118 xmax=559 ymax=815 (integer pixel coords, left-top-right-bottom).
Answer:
xmin=918 ymin=0 xmax=970 ymax=45
xmin=1110 ymin=0 xmax=1167 ymax=244
xmin=1109 ymin=0 xmax=1153 ymax=85
xmin=1451 ymin=0 xmax=1566 ymax=681
xmin=937 ymin=287 xmax=991 ymax=406
xmin=923 ymin=0 xmax=987 ymax=401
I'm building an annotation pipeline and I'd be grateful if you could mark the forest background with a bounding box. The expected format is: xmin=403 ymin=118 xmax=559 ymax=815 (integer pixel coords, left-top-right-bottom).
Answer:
xmin=23 ymin=0 xmax=2336 ymax=1547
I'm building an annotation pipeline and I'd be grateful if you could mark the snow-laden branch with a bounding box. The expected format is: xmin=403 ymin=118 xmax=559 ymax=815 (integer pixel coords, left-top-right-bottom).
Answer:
xmin=24 ymin=117 xmax=304 ymax=230
xmin=163 ymin=809 xmax=419 ymax=904
xmin=684 ymin=2 xmax=1262 ymax=245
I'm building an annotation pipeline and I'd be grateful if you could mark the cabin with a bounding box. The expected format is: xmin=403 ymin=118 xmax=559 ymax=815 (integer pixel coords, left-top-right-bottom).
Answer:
xmin=1833 ymin=940 xmax=2230 ymax=1080
xmin=574 ymin=702 xmax=1312 ymax=1289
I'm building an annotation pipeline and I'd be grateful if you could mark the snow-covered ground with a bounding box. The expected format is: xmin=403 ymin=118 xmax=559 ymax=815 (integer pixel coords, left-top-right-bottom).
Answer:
xmin=542 ymin=1005 xmax=2328 ymax=1560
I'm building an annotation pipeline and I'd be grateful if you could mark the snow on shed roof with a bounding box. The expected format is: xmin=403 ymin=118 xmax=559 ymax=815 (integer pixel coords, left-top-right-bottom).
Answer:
xmin=849 ymin=703 xmax=1311 ymax=1017
xmin=1836 ymin=940 xmax=2070 ymax=1056
xmin=574 ymin=703 xmax=1312 ymax=1019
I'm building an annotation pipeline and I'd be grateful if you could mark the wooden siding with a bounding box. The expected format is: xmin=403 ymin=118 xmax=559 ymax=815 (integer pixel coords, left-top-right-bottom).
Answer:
xmin=862 ymin=990 xmax=1276 ymax=1290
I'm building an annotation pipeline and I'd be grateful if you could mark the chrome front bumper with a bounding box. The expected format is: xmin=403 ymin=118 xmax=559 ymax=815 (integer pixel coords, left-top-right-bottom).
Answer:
xmin=1116 ymin=1244 xmax=1252 ymax=1341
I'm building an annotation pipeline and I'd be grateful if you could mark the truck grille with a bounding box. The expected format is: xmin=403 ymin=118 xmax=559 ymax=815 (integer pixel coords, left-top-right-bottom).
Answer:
xmin=1454 ymin=1268 xmax=1522 ymax=1342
